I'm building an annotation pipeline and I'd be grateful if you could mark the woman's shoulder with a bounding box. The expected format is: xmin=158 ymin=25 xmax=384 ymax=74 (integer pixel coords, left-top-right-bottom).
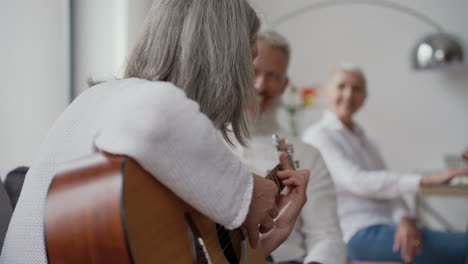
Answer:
xmin=76 ymin=78 xmax=185 ymax=105
xmin=302 ymin=120 xmax=334 ymax=144
xmin=95 ymin=78 xmax=196 ymax=112
xmin=112 ymin=78 xmax=185 ymax=99
xmin=91 ymin=78 xmax=203 ymax=141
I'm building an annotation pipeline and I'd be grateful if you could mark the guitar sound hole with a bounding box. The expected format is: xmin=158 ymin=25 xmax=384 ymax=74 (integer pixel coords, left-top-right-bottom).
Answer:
xmin=216 ymin=224 xmax=239 ymax=264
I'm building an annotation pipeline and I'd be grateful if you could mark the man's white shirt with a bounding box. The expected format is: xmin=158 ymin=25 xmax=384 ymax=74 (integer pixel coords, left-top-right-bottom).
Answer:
xmin=232 ymin=104 xmax=346 ymax=264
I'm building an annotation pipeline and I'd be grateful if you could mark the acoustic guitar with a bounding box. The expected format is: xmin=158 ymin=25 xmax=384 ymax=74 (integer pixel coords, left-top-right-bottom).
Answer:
xmin=45 ymin=135 xmax=295 ymax=264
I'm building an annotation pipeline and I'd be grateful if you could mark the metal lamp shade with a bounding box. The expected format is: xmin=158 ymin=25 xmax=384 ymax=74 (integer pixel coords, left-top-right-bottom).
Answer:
xmin=413 ymin=33 xmax=464 ymax=70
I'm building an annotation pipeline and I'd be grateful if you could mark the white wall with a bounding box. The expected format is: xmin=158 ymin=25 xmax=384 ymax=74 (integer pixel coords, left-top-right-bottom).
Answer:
xmin=73 ymin=0 xmax=128 ymax=94
xmin=0 ymin=0 xmax=70 ymax=179
xmin=0 ymin=0 xmax=153 ymax=179
xmin=128 ymin=0 xmax=154 ymax=52
xmin=73 ymin=0 xmax=153 ymax=95
xmin=252 ymin=0 xmax=468 ymax=231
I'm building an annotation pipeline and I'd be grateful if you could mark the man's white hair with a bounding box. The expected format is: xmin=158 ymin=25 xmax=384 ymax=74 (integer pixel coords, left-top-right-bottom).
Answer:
xmin=257 ymin=28 xmax=291 ymax=65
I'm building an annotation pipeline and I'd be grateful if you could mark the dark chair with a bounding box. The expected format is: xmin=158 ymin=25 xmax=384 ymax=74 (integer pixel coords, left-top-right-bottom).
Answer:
xmin=0 ymin=180 xmax=13 ymax=251
xmin=4 ymin=166 xmax=28 ymax=209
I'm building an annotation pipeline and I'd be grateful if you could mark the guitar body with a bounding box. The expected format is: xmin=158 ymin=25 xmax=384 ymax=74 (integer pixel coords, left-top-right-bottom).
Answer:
xmin=45 ymin=153 xmax=266 ymax=264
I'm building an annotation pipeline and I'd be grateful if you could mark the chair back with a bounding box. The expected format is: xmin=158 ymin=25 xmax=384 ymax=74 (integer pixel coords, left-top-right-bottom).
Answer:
xmin=4 ymin=166 xmax=28 ymax=209
xmin=0 ymin=181 xmax=13 ymax=251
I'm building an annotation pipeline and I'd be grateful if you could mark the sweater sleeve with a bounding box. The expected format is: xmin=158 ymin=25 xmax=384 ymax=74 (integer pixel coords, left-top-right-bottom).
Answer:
xmin=304 ymin=131 xmax=421 ymax=200
xmin=94 ymin=80 xmax=253 ymax=229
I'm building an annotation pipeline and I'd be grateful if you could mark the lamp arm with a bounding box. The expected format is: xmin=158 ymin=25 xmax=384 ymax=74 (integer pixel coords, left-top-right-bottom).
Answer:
xmin=271 ymin=0 xmax=444 ymax=32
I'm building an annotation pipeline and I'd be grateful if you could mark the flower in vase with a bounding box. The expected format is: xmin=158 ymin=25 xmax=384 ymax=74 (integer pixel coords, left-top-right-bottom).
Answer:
xmin=300 ymin=87 xmax=318 ymax=107
xmin=281 ymin=83 xmax=319 ymax=136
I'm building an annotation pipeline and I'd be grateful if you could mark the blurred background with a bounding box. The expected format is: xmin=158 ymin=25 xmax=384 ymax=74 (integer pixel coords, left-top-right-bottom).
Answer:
xmin=1 ymin=0 xmax=467 ymax=231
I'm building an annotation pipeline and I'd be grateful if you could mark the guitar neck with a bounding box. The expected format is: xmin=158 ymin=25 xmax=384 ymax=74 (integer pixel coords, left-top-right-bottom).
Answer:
xmin=285 ymin=152 xmax=296 ymax=171
xmin=272 ymin=134 xmax=297 ymax=170
xmin=265 ymin=164 xmax=285 ymax=194
xmin=266 ymin=134 xmax=299 ymax=195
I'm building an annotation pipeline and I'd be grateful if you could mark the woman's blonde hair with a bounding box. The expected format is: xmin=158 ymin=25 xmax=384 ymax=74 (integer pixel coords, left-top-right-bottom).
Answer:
xmin=334 ymin=62 xmax=367 ymax=88
xmin=124 ymin=0 xmax=260 ymax=146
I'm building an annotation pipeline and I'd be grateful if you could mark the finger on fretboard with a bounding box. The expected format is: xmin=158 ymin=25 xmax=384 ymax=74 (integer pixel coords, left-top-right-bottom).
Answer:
xmin=265 ymin=164 xmax=285 ymax=192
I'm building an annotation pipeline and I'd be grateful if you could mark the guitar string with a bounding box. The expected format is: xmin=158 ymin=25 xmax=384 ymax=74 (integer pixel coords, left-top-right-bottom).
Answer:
xmin=190 ymin=210 xmax=248 ymax=260
xmin=204 ymin=180 xmax=279 ymax=262
xmin=216 ymin=170 xmax=290 ymax=257
xmin=211 ymin=164 xmax=284 ymax=248
xmin=216 ymin=232 xmax=244 ymax=263
xmin=207 ymin=214 xmax=255 ymax=259
xmin=196 ymin=228 xmax=241 ymax=263
xmin=208 ymin=162 xmax=285 ymax=249
xmin=210 ymin=148 xmax=293 ymax=258
xmin=205 ymin=193 xmax=286 ymax=261
xmin=206 ymin=166 xmax=287 ymax=262
xmin=204 ymin=146 xmax=295 ymax=262
xmin=214 ymin=146 xmax=296 ymax=259
xmin=183 ymin=166 xmax=283 ymax=256
xmin=209 ymin=230 xmax=247 ymax=264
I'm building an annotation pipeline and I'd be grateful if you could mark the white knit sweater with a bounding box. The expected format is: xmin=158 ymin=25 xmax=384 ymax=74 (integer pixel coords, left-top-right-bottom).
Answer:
xmin=0 ymin=78 xmax=253 ymax=263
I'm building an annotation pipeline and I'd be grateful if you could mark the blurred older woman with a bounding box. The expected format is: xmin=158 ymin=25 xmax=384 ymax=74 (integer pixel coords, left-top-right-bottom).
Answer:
xmin=302 ymin=64 xmax=468 ymax=264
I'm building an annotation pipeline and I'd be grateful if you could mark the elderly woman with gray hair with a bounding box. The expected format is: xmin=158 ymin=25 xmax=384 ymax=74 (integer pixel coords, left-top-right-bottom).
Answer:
xmin=1 ymin=0 xmax=309 ymax=263
xmin=302 ymin=64 xmax=468 ymax=264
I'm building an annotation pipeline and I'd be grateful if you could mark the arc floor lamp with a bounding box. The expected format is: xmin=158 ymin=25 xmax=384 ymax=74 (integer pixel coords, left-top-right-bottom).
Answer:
xmin=271 ymin=0 xmax=464 ymax=70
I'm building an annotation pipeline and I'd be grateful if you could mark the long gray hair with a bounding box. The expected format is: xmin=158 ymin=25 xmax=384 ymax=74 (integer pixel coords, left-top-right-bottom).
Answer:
xmin=124 ymin=0 xmax=260 ymax=146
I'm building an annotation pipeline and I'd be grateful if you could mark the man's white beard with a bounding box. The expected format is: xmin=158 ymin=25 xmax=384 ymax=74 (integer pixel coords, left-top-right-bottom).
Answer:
xmin=250 ymin=96 xmax=282 ymax=134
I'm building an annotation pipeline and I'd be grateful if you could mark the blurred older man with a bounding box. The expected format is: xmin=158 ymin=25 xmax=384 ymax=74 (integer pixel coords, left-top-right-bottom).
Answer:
xmin=233 ymin=29 xmax=346 ymax=264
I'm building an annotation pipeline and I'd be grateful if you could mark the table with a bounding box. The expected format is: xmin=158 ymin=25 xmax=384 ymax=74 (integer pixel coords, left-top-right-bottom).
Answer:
xmin=420 ymin=185 xmax=468 ymax=196
xmin=415 ymin=185 xmax=468 ymax=232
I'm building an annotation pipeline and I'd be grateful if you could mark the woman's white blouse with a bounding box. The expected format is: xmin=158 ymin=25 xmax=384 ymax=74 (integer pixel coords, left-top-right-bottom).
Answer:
xmin=0 ymin=79 xmax=253 ymax=263
xmin=302 ymin=111 xmax=421 ymax=241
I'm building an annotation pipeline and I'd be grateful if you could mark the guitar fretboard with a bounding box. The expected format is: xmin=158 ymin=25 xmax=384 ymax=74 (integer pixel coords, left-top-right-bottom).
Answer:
xmin=265 ymin=164 xmax=284 ymax=193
